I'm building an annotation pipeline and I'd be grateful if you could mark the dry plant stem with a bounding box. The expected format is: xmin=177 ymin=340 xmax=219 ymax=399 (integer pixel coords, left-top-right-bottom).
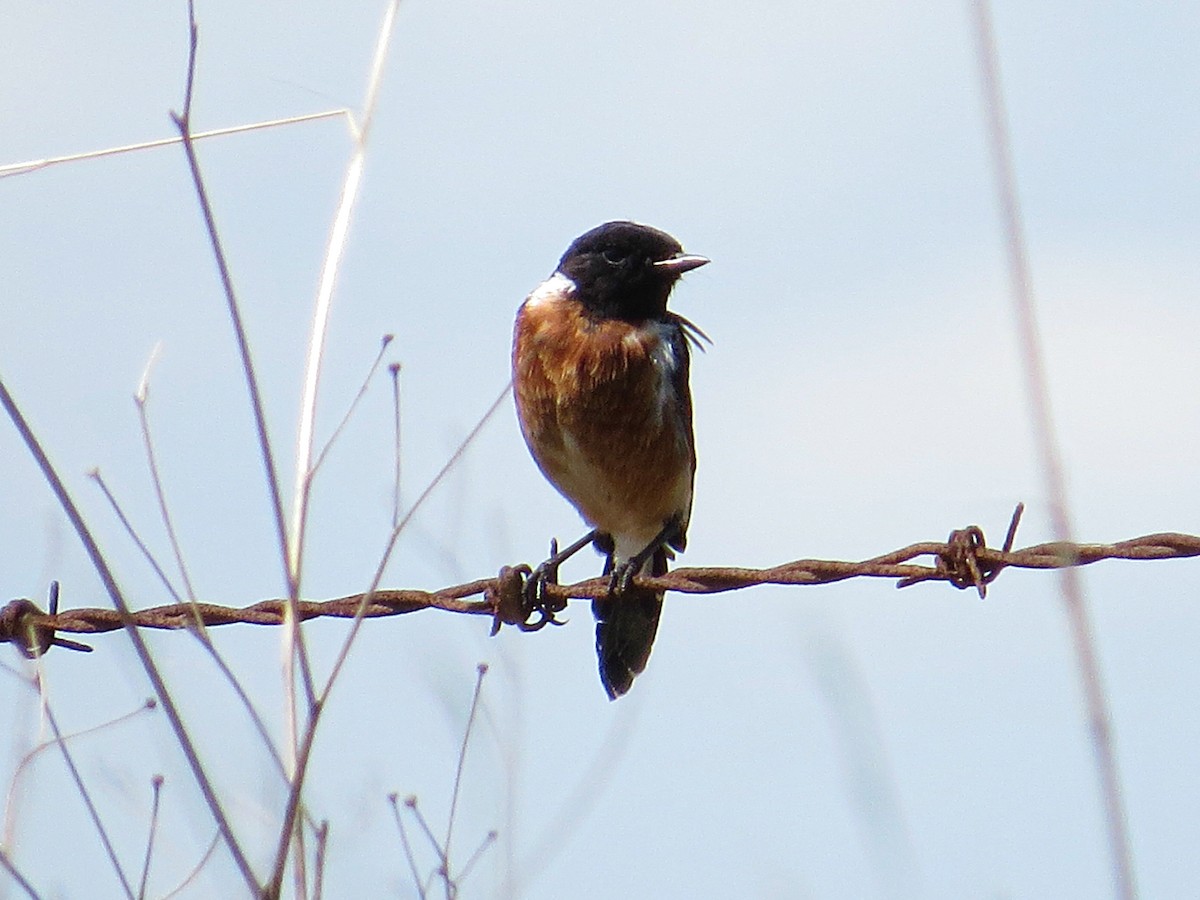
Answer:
xmin=319 ymin=383 xmax=512 ymax=699
xmin=90 ymin=471 xmax=184 ymax=609
xmin=971 ymin=4 xmax=1136 ymax=899
xmin=406 ymin=798 xmax=446 ymax=874
xmin=169 ymin=13 xmax=317 ymax=890
xmin=444 ymin=665 xmax=488 ymax=885
xmin=0 ymin=110 xmax=348 ymax=180
xmin=308 ymin=335 xmax=394 ymax=478
xmin=170 ymin=2 xmax=311 ymax=697
xmin=135 ymin=387 xmax=198 ymax=609
xmin=0 ymin=665 xmax=36 ymax=862
xmin=290 ymin=0 xmax=398 ymax=547
xmin=312 ymin=821 xmax=329 ymax=900
xmin=0 ymin=848 xmax=40 ymax=900
xmin=262 ymin=385 xmax=509 ymax=897
xmin=91 ymin=471 xmax=294 ymax=786
xmin=388 ymin=794 xmax=428 ymax=900
xmin=276 ymin=330 xmax=393 ymax=893
xmin=272 ymin=3 xmax=403 ymax=891
xmin=91 ymin=470 xmax=293 ymax=786
xmin=390 ymin=363 xmax=403 ymax=529
xmin=290 ymin=0 xmax=398 ymax=568
xmin=158 ymin=831 xmax=220 ymax=900
xmin=291 ymin=823 xmax=308 ymax=900
xmin=264 ymin=698 xmax=324 ymax=899
xmin=0 ymin=377 xmax=260 ymax=893
xmin=136 ymin=776 xmax=164 ymax=900
xmin=287 ymin=0 xmax=401 ymax=723
xmin=38 ymin=680 xmax=135 ymax=899
xmin=456 ymin=831 xmax=497 ymax=887
xmin=3 ymin=699 xmax=156 ymax=848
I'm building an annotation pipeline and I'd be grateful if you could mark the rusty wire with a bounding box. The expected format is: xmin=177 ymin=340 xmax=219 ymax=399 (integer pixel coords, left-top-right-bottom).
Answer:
xmin=3 ymin=505 xmax=1200 ymax=658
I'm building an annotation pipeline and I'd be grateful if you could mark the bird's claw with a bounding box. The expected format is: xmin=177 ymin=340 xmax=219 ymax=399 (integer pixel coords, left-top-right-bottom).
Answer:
xmin=607 ymin=560 xmax=638 ymax=596
xmin=517 ymin=546 xmax=569 ymax=631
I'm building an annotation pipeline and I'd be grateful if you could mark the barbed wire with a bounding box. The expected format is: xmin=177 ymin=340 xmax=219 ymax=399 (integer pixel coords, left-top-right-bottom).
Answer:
xmin=4 ymin=505 xmax=1200 ymax=659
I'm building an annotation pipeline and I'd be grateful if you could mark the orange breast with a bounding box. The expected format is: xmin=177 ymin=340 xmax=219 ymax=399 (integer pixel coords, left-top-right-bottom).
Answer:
xmin=512 ymin=292 xmax=693 ymax=550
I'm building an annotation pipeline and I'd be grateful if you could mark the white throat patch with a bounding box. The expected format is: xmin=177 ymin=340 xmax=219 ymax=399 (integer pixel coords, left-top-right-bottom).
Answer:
xmin=525 ymin=271 xmax=577 ymax=308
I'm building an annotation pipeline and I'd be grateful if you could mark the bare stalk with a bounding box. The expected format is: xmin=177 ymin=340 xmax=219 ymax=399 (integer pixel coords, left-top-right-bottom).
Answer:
xmin=90 ymin=470 xmax=292 ymax=783
xmin=0 ymin=375 xmax=260 ymax=893
xmin=3 ymin=698 xmax=156 ymax=849
xmin=157 ymin=830 xmax=220 ymax=900
xmin=134 ymin=357 xmax=198 ymax=606
xmin=390 ymin=363 xmax=403 ymax=528
xmin=39 ymin=678 xmax=135 ymax=899
xmin=388 ymin=793 xmax=428 ymax=900
xmin=0 ymin=111 xmax=347 ymax=180
xmin=308 ymin=335 xmax=394 ymax=478
xmin=444 ymin=665 xmax=488 ymax=880
xmin=169 ymin=0 xmax=307 ymax=692
xmin=136 ymin=775 xmax=165 ymax=900
xmin=0 ymin=847 xmax=41 ymax=900
xmin=969 ymin=3 xmax=1136 ymax=897
xmin=291 ymin=0 xmax=400 ymax=566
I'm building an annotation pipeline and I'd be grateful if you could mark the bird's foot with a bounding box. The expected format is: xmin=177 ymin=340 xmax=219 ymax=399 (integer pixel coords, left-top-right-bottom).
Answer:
xmin=517 ymin=539 xmax=571 ymax=631
xmin=607 ymin=558 xmax=640 ymax=596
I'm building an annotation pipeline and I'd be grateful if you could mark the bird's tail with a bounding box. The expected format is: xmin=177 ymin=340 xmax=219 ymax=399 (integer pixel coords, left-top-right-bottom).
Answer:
xmin=593 ymin=546 xmax=668 ymax=700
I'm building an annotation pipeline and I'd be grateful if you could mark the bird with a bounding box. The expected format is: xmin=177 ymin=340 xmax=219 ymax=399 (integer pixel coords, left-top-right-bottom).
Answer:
xmin=511 ymin=221 xmax=709 ymax=698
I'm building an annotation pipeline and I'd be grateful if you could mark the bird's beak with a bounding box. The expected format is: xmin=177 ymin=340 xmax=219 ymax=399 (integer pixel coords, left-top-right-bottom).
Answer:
xmin=653 ymin=253 xmax=710 ymax=274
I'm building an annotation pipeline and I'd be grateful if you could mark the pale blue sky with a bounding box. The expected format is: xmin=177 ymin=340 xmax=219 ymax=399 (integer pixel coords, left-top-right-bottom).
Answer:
xmin=2 ymin=2 xmax=1199 ymax=897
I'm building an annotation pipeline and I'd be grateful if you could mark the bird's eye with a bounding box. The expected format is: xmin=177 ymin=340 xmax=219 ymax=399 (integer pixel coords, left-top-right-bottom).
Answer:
xmin=601 ymin=249 xmax=626 ymax=266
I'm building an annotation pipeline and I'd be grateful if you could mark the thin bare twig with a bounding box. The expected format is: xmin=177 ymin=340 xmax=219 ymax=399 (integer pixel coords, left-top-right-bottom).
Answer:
xmin=3 ymin=698 xmax=157 ymax=849
xmin=0 ymin=847 xmax=41 ymax=900
xmin=444 ymin=664 xmax=488 ymax=889
xmin=276 ymin=8 xmax=402 ymax=888
xmin=970 ymin=3 xmax=1136 ymax=897
xmin=136 ymin=775 xmax=165 ymax=900
xmin=265 ymin=696 xmax=324 ymax=900
xmin=405 ymin=797 xmax=446 ymax=874
xmin=317 ymin=382 xmax=512 ymax=697
xmin=0 ymin=375 xmax=260 ymax=895
xmin=285 ymin=0 xmax=401 ymax=733
xmin=390 ymin=362 xmax=403 ymax=529
xmin=312 ymin=821 xmax=330 ymax=900
xmin=5 ymin=385 xmax=504 ymax=900
xmin=234 ymin=380 xmax=512 ymax=900
xmin=135 ymin=357 xmax=199 ymax=607
xmin=39 ymin=680 xmax=135 ymax=899
xmin=0 ymin=110 xmax=347 ymax=179
xmin=309 ymin=335 xmax=394 ymax=478
xmin=90 ymin=471 xmax=184 ymax=611
xmin=270 ymin=0 xmax=407 ymax=885
xmin=167 ymin=17 xmax=318 ymax=892
xmin=170 ymin=0 xmax=303 ymax=683
xmin=157 ymin=830 xmax=221 ymax=900
xmin=90 ymin=469 xmax=293 ymax=784
xmin=456 ymin=831 xmax=498 ymax=887
xmin=389 ymin=793 xmax=428 ymax=900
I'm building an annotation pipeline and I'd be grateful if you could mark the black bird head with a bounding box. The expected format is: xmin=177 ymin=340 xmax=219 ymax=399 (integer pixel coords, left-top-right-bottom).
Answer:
xmin=556 ymin=221 xmax=709 ymax=322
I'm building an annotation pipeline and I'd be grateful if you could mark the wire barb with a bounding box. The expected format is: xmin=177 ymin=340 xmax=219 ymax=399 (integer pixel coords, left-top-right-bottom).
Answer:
xmin=0 ymin=583 xmax=93 ymax=657
xmin=897 ymin=503 xmax=1024 ymax=597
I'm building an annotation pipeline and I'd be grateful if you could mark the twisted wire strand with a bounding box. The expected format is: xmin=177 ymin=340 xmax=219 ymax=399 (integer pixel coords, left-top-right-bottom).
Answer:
xmin=4 ymin=507 xmax=1198 ymax=657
